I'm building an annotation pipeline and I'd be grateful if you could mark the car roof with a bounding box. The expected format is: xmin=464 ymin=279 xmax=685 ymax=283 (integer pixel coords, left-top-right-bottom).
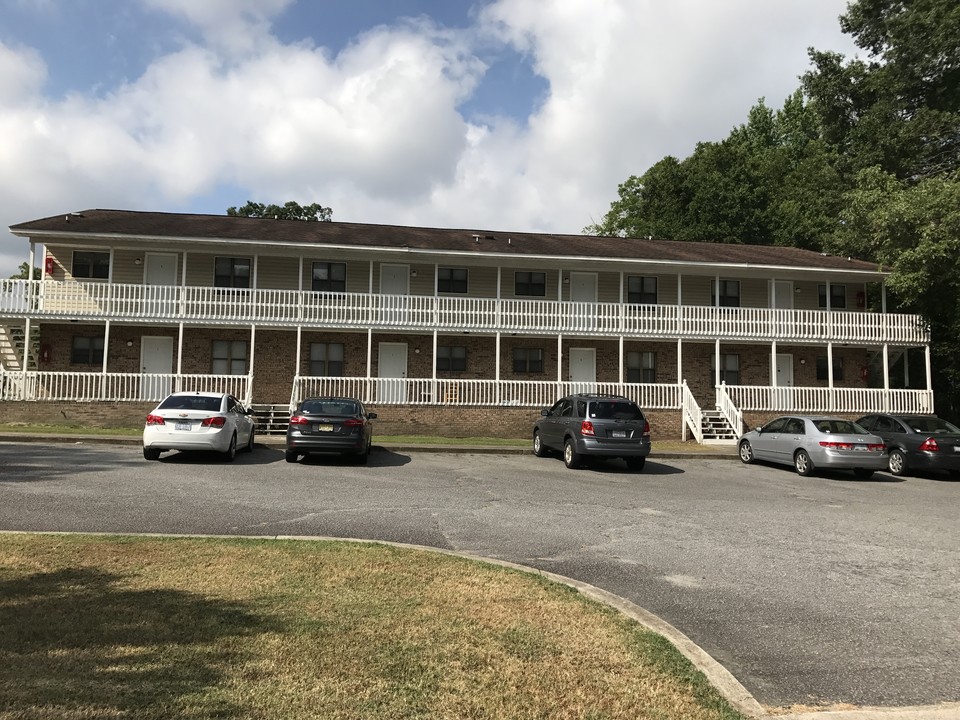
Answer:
xmin=165 ymin=391 xmax=226 ymax=398
xmin=301 ymin=396 xmax=360 ymax=402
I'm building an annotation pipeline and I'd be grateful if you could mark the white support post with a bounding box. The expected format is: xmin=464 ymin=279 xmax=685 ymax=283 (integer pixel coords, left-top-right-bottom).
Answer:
xmin=27 ymin=242 xmax=35 ymax=280
xmin=432 ymin=331 xmax=437 ymax=380
xmin=557 ymin=335 xmax=563 ymax=383
xmin=495 ymin=332 xmax=501 ymax=406
xmin=677 ymin=338 xmax=682 ymax=385
xmin=881 ymin=281 xmax=887 ymax=314
xmin=366 ymin=329 xmax=372 ymax=379
xmin=882 ymin=344 xmax=890 ymax=391
xmin=252 ymin=255 xmax=259 ymax=289
xmin=925 ymin=345 xmax=932 ymax=393
xmin=248 ymin=325 xmax=256 ymax=405
xmin=298 ymin=257 xmax=304 ymax=292
xmin=771 ymin=341 xmax=777 ymax=387
xmin=558 ymin=269 xmax=563 ymax=302
xmin=368 ymin=261 xmax=374 ymax=293
xmin=714 ymin=338 xmax=721 ymax=388
xmin=102 ymin=321 xmax=111 ymax=374
xmin=618 ymin=336 xmax=624 ymax=386
xmin=177 ymin=323 xmax=184 ymax=374
xmin=827 ymin=342 xmax=834 ymax=390
xmin=295 ymin=326 xmax=302 ymax=377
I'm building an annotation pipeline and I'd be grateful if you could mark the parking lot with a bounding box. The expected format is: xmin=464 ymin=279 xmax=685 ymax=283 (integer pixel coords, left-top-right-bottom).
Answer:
xmin=1 ymin=441 xmax=958 ymax=710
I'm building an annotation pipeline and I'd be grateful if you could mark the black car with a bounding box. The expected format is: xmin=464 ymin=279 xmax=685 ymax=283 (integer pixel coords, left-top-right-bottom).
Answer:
xmin=855 ymin=413 xmax=960 ymax=477
xmin=285 ymin=397 xmax=377 ymax=464
xmin=533 ymin=393 xmax=651 ymax=470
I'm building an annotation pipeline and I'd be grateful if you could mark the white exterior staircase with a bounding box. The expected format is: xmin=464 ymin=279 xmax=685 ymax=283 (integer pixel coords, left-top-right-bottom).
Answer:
xmin=701 ymin=409 xmax=738 ymax=444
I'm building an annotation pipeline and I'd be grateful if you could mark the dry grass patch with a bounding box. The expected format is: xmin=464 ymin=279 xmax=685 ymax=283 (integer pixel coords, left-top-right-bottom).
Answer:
xmin=0 ymin=534 xmax=747 ymax=719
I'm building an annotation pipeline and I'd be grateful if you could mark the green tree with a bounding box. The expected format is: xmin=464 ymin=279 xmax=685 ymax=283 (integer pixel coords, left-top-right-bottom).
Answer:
xmin=9 ymin=262 xmax=41 ymax=279
xmin=227 ymin=201 xmax=332 ymax=222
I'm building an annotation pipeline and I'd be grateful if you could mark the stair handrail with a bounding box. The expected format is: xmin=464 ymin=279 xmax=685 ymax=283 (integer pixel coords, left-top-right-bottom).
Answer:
xmin=715 ymin=382 xmax=744 ymax=438
xmin=681 ymin=380 xmax=703 ymax=444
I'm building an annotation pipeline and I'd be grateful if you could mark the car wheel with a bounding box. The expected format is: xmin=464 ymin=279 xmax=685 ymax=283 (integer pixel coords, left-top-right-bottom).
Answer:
xmin=143 ymin=447 xmax=161 ymax=461
xmin=738 ymin=440 xmax=754 ymax=464
xmin=243 ymin=427 xmax=255 ymax=453
xmin=794 ymin=449 xmax=814 ymax=476
xmin=853 ymin=468 xmax=874 ymax=479
xmin=888 ymin=448 xmax=907 ymax=476
xmin=533 ymin=432 xmax=549 ymax=458
xmin=625 ymin=457 xmax=645 ymax=471
xmin=356 ymin=437 xmax=371 ymax=465
xmin=222 ymin=433 xmax=237 ymax=462
xmin=563 ymin=438 xmax=581 ymax=469
xmin=284 ymin=449 xmax=299 ymax=463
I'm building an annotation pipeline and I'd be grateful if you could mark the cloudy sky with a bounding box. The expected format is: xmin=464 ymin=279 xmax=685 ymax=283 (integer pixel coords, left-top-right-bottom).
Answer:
xmin=0 ymin=0 xmax=859 ymax=277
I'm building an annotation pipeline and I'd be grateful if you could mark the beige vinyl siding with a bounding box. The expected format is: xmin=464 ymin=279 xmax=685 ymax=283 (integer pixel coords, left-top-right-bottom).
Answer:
xmin=681 ymin=276 xmax=713 ymax=306
xmin=740 ymin=279 xmax=767 ymax=308
xmin=111 ymin=250 xmax=148 ymax=284
xmin=256 ymin=256 xmax=298 ymax=290
xmin=596 ymin=272 xmax=621 ymax=303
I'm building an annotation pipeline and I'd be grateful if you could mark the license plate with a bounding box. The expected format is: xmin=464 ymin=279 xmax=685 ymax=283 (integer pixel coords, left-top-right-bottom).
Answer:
xmin=954 ymin=446 xmax=960 ymax=453
xmin=611 ymin=430 xmax=626 ymax=438
xmin=316 ymin=424 xmax=334 ymax=432
xmin=853 ymin=445 xmax=867 ymax=451
xmin=175 ymin=422 xmax=191 ymax=431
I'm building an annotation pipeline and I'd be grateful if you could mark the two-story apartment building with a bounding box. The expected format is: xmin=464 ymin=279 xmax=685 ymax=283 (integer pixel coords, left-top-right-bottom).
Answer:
xmin=0 ymin=209 xmax=932 ymax=441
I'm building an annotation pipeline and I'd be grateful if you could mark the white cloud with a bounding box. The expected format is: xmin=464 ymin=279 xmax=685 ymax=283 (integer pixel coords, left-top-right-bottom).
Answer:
xmin=0 ymin=0 xmax=858 ymax=276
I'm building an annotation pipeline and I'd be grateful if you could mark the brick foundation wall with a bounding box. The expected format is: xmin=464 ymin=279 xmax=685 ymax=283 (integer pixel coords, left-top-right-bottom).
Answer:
xmin=0 ymin=401 xmax=682 ymax=441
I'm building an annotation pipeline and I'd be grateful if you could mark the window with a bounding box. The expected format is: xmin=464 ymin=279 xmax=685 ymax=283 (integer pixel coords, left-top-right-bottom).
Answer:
xmin=783 ymin=418 xmax=806 ymax=434
xmin=711 ymin=354 xmax=740 ymax=385
xmin=312 ymin=262 xmax=346 ymax=292
xmin=818 ymin=284 xmax=847 ymax=309
xmin=515 ymin=271 xmax=546 ymax=297
xmin=627 ymin=351 xmax=656 ymax=383
xmin=212 ymin=340 xmax=248 ymax=375
xmin=438 ymin=267 xmax=468 ymax=294
xmin=627 ymin=276 xmax=657 ymax=304
xmin=70 ymin=336 xmax=104 ymax=364
xmin=815 ymin=357 xmax=844 ymax=382
xmin=711 ymin=279 xmax=740 ymax=307
xmin=512 ymin=348 xmax=543 ymax=374
xmin=310 ymin=343 xmax=344 ymax=376
xmin=71 ymin=251 xmax=110 ymax=279
xmin=437 ymin=345 xmax=467 ymax=372
xmin=214 ymin=257 xmax=251 ymax=288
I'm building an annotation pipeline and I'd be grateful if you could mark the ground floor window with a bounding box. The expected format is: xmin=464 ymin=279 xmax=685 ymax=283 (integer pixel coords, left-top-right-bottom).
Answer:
xmin=712 ymin=353 xmax=740 ymax=385
xmin=310 ymin=342 xmax=344 ymax=376
xmin=212 ymin=340 xmax=248 ymax=375
xmin=627 ymin=351 xmax=656 ymax=383
xmin=512 ymin=348 xmax=543 ymax=374
xmin=71 ymin=336 xmax=104 ymax=364
xmin=816 ymin=356 xmax=844 ymax=382
xmin=437 ymin=345 xmax=467 ymax=371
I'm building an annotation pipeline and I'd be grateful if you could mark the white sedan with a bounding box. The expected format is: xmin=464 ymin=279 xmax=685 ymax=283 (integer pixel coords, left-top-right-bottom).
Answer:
xmin=142 ymin=392 xmax=256 ymax=461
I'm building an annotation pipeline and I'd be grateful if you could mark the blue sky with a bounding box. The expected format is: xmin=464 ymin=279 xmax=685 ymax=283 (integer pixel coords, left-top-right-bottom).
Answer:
xmin=0 ymin=0 xmax=857 ymax=275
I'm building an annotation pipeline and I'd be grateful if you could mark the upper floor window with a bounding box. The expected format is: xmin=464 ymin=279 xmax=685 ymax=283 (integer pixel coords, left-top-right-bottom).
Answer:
xmin=437 ymin=345 xmax=467 ymax=371
xmin=711 ymin=279 xmax=740 ymax=308
xmin=310 ymin=342 xmax=344 ymax=376
xmin=627 ymin=351 xmax=656 ymax=383
xmin=215 ymin=257 xmax=251 ymax=289
xmin=627 ymin=276 xmax=657 ymax=304
xmin=512 ymin=347 xmax=544 ymax=374
xmin=515 ymin=271 xmax=546 ymax=297
xmin=72 ymin=251 xmax=110 ymax=280
xmin=438 ymin=267 xmax=468 ymax=294
xmin=816 ymin=356 xmax=844 ymax=382
xmin=71 ymin=336 xmax=104 ymax=364
xmin=212 ymin=340 xmax=247 ymax=375
xmin=818 ymin=284 xmax=847 ymax=309
xmin=312 ymin=262 xmax=346 ymax=292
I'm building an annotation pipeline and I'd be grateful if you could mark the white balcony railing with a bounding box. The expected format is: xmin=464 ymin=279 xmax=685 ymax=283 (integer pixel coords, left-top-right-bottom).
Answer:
xmin=725 ymin=385 xmax=934 ymax=416
xmin=0 ymin=279 xmax=930 ymax=345
xmin=0 ymin=369 xmax=934 ymax=421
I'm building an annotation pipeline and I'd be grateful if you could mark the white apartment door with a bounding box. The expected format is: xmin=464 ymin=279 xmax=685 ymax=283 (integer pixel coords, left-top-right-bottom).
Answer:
xmin=378 ymin=342 xmax=407 ymax=404
xmin=141 ymin=336 xmax=174 ymax=401
xmin=771 ymin=280 xmax=794 ymax=310
xmin=145 ymin=253 xmax=177 ymax=316
xmin=569 ymin=347 xmax=596 ymax=393
xmin=774 ymin=353 xmax=794 ymax=387
xmin=569 ymin=272 xmax=598 ymax=330
xmin=380 ymin=264 xmax=410 ymax=325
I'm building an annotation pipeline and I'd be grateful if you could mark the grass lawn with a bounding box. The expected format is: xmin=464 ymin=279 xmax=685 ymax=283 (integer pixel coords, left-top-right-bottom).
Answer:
xmin=0 ymin=533 xmax=747 ymax=720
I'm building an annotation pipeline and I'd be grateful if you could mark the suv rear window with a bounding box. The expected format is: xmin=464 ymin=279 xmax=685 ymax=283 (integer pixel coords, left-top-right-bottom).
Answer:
xmin=589 ymin=400 xmax=644 ymax=421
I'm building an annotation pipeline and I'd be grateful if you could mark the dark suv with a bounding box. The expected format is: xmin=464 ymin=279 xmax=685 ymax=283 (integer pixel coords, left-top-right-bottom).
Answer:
xmin=533 ymin=394 xmax=651 ymax=470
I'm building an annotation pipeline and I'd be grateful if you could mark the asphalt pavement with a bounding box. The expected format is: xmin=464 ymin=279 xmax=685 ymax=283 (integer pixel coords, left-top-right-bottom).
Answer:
xmin=1 ymin=436 xmax=958 ymax=720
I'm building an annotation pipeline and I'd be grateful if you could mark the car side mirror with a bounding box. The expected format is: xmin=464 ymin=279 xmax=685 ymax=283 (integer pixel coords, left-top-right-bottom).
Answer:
xmin=367 ymin=412 xmax=378 ymax=419
xmin=540 ymin=408 xmax=549 ymax=416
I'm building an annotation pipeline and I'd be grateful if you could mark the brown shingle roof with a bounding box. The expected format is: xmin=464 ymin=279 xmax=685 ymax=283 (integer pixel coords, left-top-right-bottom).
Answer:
xmin=10 ymin=208 xmax=883 ymax=274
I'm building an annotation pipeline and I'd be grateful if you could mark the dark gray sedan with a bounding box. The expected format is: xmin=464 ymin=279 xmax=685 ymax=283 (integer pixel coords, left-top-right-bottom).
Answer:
xmin=738 ymin=415 xmax=887 ymax=478
xmin=285 ymin=397 xmax=376 ymax=464
xmin=855 ymin=413 xmax=960 ymax=477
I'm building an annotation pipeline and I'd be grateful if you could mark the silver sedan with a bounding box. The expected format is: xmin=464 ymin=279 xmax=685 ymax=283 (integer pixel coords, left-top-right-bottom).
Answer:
xmin=738 ymin=415 xmax=887 ymax=478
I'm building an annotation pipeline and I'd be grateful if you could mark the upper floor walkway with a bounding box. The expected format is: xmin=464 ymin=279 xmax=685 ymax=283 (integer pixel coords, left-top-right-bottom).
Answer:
xmin=0 ymin=279 xmax=929 ymax=346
